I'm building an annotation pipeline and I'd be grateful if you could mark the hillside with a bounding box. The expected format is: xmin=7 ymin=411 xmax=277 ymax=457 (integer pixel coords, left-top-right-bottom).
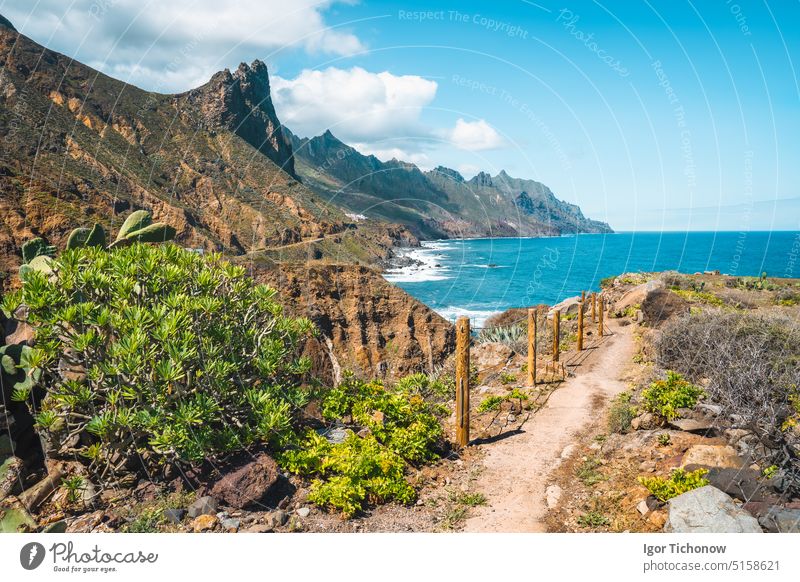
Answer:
xmin=288 ymin=129 xmax=612 ymax=239
xmin=0 ymin=17 xmax=449 ymax=379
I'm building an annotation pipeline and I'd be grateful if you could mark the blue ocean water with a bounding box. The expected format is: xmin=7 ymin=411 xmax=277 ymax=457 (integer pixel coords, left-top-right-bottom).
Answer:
xmin=383 ymin=231 xmax=800 ymax=325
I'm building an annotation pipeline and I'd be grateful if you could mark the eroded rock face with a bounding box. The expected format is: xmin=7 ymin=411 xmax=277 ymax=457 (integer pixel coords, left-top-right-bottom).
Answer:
xmin=210 ymin=454 xmax=280 ymax=509
xmin=680 ymin=445 xmax=743 ymax=470
xmin=254 ymin=263 xmax=454 ymax=382
xmin=614 ymin=280 xmax=665 ymax=316
xmin=184 ymin=60 xmax=295 ymax=177
xmin=664 ymin=486 xmax=762 ymax=532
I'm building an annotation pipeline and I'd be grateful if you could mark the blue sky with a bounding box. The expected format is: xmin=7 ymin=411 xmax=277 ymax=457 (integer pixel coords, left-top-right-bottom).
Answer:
xmin=3 ymin=0 xmax=798 ymax=231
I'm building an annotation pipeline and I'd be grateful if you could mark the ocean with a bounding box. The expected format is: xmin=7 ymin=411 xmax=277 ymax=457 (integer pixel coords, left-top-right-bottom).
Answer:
xmin=383 ymin=231 xmax=800 ymax=326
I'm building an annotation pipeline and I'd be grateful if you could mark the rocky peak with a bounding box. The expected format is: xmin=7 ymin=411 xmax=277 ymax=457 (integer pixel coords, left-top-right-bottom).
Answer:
xmin=470 ymin=171 xmax=493 ymax=187
xmin=185 ymin=59 xmax=295 ymax=176
xmin=0 ymin=14 xmax=15 ymax=31
xmin=430 ymin=166 xmax=464 ymax=183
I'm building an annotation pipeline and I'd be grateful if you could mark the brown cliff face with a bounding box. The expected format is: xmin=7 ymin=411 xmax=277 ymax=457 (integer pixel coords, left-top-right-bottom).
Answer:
xmin=251 ymin=263 xmax=454 ymax=383
xmin=0 ymin=20 xmax=453 ymax=379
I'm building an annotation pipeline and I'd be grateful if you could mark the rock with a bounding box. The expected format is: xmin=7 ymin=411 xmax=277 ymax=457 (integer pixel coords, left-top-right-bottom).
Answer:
xmin=296 ymin=507 xmax=311 ymax=518
xmin=647 ymin=511 xmax=668 ymax=528
xmin=636 ymin=499 xmax=650 ymax=516
xmin=244 ymin=523 xmax=274 ymax=533
xmin=664 ymin=486 xmax=762 ymax=533
xmin=191 ymin=514 xmax=218 ymax=532
xmin=699 ymin=467 xmax=773 ymax=503
xmin=560 ymin=444 xmax=577 ymax=460
xmin=187 ymin=496 xmax=218 ymax=518
xmin=545 ymin=485 xmax=562 ymax=509
xmin=667 ymin=418 xmax=716 ymax=435
xmin=471 ymin=342 xmax=515 ymax=371
xmin=640 ymin=289 xmax=689 ymax=326
xmin=631 ymin=413 xmax=658 ymax=431
xmin=163 ymin=508 xmax=186 ymax=524
xmin=696 ymin=403 xmax=723 ymax=416
xmin=549 ymin=296 xmax=581 ymax=317
xmin=680 ymin=445 xmax=743 ymax=470
xmin=758 ymin=508 xmax=800 ymax=533
xmin=321 ymin=426 xmax=348 ymax=444
xmin=210 ymin=454 xmax=280 ymax=509
xmin=271 ymin=510 xmax=289 ymax=527
xmin=3 ymin=318 xmax=35 ymax=346
xmin=615 ymin=280 xmax=665 ymax=316
xmin=220 ymin=517 xmax=241 ymax=531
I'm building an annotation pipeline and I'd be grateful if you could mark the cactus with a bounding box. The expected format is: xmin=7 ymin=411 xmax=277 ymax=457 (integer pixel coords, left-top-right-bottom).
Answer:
xmin=66 ymin=223 xmax=106 ymax=250
xmin=115 ymin=210 xmax=152 ymax=241
xmin=109 ymin=221 xmax=176 ymax=248
xmin=19 ymin=255 xmax=54 ymax=281
xmin=21 ymin=238 xmax=56 ymax=264
xmin=0 ymin=344 xmax=40 ymax=402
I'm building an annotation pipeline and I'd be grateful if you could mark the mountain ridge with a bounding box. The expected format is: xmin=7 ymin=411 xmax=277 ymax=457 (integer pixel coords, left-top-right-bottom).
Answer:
xmin=287 ymin=128 xmax=613 ymax=239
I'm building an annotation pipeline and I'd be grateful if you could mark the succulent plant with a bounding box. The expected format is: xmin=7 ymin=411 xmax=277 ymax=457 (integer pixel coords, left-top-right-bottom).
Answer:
xmin=21 ymin=238 xmax=56 ymax=264
xmin=108 ymin=210 xmax=176 ymax=248
xmin=65 ymin=223 xmax=106 ymax=250
xmin=0 ymin=344 xmax=41 ymax=403
xmin=19 ymin=255 xmax=54 ymax=282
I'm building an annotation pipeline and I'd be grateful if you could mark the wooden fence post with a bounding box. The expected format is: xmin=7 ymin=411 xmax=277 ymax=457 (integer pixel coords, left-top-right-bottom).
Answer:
xmin=527 ymin=308 xmax=536 ymax=386
xmin=598 ymin=295 xmax=604 ymax=337
xmin=591 ymin=292 xmax=597 ymax=323
xmin=552 ymin=309 xmax=560 ymax=362
xmin=581 ymin=290 xmax=586 ymax=303
xmin=577 ymin=301 xmax=584 ymax=351
xmin=455 ymin=316 xmax=470 ymax=447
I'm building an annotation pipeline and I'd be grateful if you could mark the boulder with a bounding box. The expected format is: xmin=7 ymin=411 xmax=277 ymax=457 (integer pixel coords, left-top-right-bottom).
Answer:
xmin=614 ymin=280 xmax=664 ymax=316
xmin=758 ymin=507 xmax=800 ymax=533
xmin=630 ymin=412 xmax=659 ymax=431
xmin=640 ymin=289 xmax=689 ymax=326
xmin=471 ymin=342 xmax=515 ymax=372
xmin=548 ymin=296 xmax=581 ymax=317
xmin=210 ymin=454 xmax=280 ymax=509
xmin=667 ymin=418 xmax=717 ymax=435
xmin=680 ymin=445 xmax=743 ymax=470
xmin=187 ymin=495 xmax=218 ymax=518
xmin=191 ymin=514 xmax=218 ymax=532
xmin=699 ymin=467 xmax=773 ymax=503
xmin=664 ymin=486 xmax=762 ymax=532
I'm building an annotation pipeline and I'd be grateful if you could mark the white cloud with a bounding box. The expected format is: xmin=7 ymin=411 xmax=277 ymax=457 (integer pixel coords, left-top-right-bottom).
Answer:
xmin=272 ymin=67 xmax=438 ymax=143
xmin=3 ymin=0 xmax=364 ymax=92
xmin=445 ymin=118 xmax=506 ymax=151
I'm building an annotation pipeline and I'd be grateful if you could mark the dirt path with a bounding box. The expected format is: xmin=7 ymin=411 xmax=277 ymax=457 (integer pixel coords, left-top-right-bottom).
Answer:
xmin=463 ymin=319 xmax=635 ymax=532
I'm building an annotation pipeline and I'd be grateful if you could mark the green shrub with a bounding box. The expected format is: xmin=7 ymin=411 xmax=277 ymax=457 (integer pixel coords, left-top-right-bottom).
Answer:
xmin=319 ymin=372 xmax=445 ymax=463
xmin=638 ymin=468 xmax=709 ymax=502
xmin=499 ymin=372 xmax=516 ymax=385
xmin=577 ymin=511 xmax=610 ymax=528
xmin=8 ymin=243 xmax=314 ymax=475
xmin=477 ymin=395 xmax=504 ymax=413
xmin=641 ymin=371 xmax=704 ymax=420
xmin=608 ymin=392 xmax=636 ymax=433
xmin=280 ymin=431 xmax=416 ymax=518
xmin=576 ymin=457 xmax=605 ymax=486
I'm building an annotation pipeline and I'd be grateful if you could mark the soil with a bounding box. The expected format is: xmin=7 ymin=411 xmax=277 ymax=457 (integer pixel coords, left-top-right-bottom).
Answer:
xmin=463 ymin=318 xmax=635 ymax=532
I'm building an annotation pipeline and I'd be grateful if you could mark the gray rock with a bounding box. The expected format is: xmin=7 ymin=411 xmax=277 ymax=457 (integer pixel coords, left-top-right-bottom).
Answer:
xmin=697 ymin=403 xmax=723 ymax=416
xmin=664 ymin=486 xmax=762 ymax=533
xmin=296 ymin=507 xmax=311 ymax=518
xmin=699 ymin=467 xmax=772 ymax=503
xmin=667 ymin=418 xmax=716 ymax=435
xmin=272 ymin=510 xmax=289 ymax=526
xmin=163 ymin=508 xmax=186 ymax=524
xmin=187 ymin=496 xmax=218 ymax=518
xmin=758 ymin=508 xmax=800 ymax=533
xmin=322 ymin=426 xmax=348 ymax=445
xmin=220 ymin=517 xmax=241 ymax=531
xmin=244 ymin=523 xmax=274 ymax=533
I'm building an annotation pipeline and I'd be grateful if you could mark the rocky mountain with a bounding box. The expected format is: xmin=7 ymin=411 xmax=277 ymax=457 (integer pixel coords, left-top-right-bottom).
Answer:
xmin=0 ymin=17 xmax=450 ymax=379
xmin=288 ymin=129 xmax=613 ymax=239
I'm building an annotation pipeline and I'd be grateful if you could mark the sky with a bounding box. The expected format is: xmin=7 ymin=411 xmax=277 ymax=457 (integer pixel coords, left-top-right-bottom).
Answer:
xmin=2 ymin=0 xmax=798 ymax=231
